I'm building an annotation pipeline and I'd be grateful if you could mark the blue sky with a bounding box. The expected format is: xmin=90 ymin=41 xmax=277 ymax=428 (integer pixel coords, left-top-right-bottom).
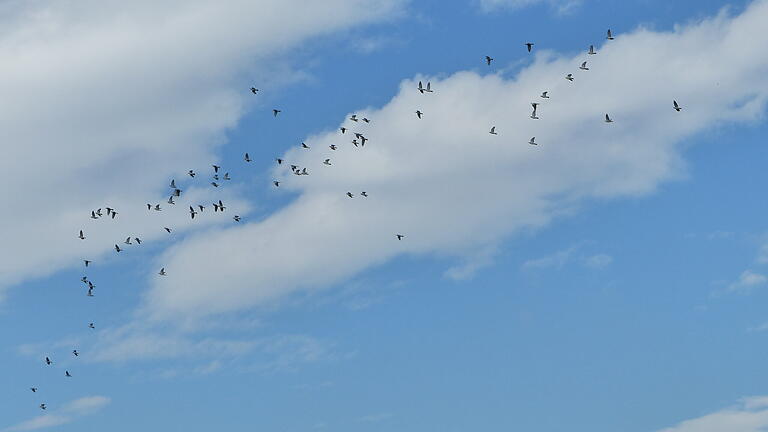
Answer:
xmin=2 ymin=0 xmax=768 ymax=431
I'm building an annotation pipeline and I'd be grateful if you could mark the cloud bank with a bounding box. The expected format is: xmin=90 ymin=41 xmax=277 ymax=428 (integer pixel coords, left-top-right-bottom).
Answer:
xmin=144 ymin=0 xmax=768 ymax=322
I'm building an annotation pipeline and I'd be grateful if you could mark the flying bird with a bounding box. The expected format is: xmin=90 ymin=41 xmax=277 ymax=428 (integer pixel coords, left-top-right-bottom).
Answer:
xmin=159 ymin=268 xmax=166 ymax=276
xmin=273 ymin=109 xmax=281 ymax=117
xmin=525 ymin=43 xmax=534 ymax=52
xmin=244 ymin=153 xmax=251 ymax=162
xmin=362 ymin=117 xmax=371 ymax=123
xmin=329 ymin=145 xmax=337 ymax=150
xmin=84 ymin=260 xmax=91 ymax=267
xmin=579 ymin=61 xmax=589 ymax=70
xmin=273 ymin=181 xmax=280 ymax=187
xmin=212 ymin=165 xmax=220 ymax=173
xmin=91 ymin=211 xmax=98 ymax=219
xmin=323 ymin=159 xmax=331 ymax=165
xmin=223 ymin=173 xmax=230 ymax=181
xmin=30 ymin=387 xmax=37 ymax=393
xmin=78 ymin=230 xmax=85 ymax=240
xmin=346 ymin=192 xmax=354 ymax=198
xmin=167 ymin=196 xmax=175 ymax=205
xmin=233 ymin=215 xmax=241 ymax=222
xmin=89 ymin=323 xmax=96 ymax=329
xmin=40 ymin=404 xmax=46 ymax=410
xmin=361 ymin=191 xmax=368 ymax=197
xmin=531 ymin=102 xmax=539 ymax=119
xmin=154 ymin=204 xmax=162 ymax=211
xmin=301 ymin=142 xmax=309 ymax=149
xmin=115 ymin=244 xmax=122 ymax=252
xmin=45 ymin=357 xmax=52 ymax=365
xmin=250 ymin=87 xmax=259 ymax=94
xmin=417 ymin=81 xmax=433 ymax=94
xmin=396 ymin=234 xmax=405 ymax=240
xmin=607 ymin=29 xmax=614 ymax=40
xmin=565 ymin=73 xmax=574 ymax=82
xmin=529 ymin=136 xmax=537 ymax=145
xmin=588 ymin=45 xmax=597 ymax=55
xmin=276 ymin=158 xmax=284 ymax=164
xmin=189 ymin=206 xmax=198 ymax=219
xmin=489 ymin=126 xmax=497 ymax=135
xmin=72 ymin=350 xmax=79 ymax=357
xmin=135 ymin=238 xmax=142 ymax=244
xmin=124 ymin=237 xmax=132 ymax=245
xmin=164 ymin=227 xmax=171 ymax=233
xmin=350 ymin=114 xmax=358 ymax=122
xmin=485 ymin=55 xmax=494 ymax=65
xmin=211 ymin=182 xmax=219 ymax=187
xmin=340 ymin=127 xmax=347 ymax=134
xmin=605 ymin=113 xmax=614 ymax=123
xmin=170 ymin=179 xmax=176 ymax=189
xmin=65 ymin=371 xmax=72 ymax=377
xmin=673 ymin=100 xmax=682 ymax=111
xmin=541 ymin=91 xmax=550 ymax=99
xmin=415 ymin=110 xmax=423 ymax=119
xmin=188 ymin=170 xmax=196 ymax=177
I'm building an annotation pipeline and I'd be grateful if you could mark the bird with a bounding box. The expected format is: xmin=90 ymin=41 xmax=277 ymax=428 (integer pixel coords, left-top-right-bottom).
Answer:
xmin=605 ymin=113 xmax=613 ymax=123
xmin=673 ymin=100 xmax=682 ymax=111
xmin=217 ymin=200 xmax=226 ymax=211
xmin=167 ymin=196 xmax=175 ymax=205
xmin=362 ymin=117 xmax=371 ymax=123
xmin=396 ymin=234 xmax=405 ymax=240
xmin=485 ymin=55 xmax=494 ymax=65
xmin=30 ymin=387 xmax=37 ymax=393
xmin=65 ymin=371 xmax=72 ymax=377
xmin=198 ymin=205 xmax=204 ymax=212
xmin=250 ymin=87 xmax=259 ymax=94
xmin=212 ymin=164 xmax=220 ymax=173
xmin=340 ymin=127 xmax=347 ymax=134
xmin=361 ymin=191 xmax=368 ymax=197
xmin=45 ymin=357 xmax=52 ymax=365
xmin=417 ymin=81 xmax=433 ymax=94
xmin=607 ymin=29 xmax=614 ymax=40
xmin=588 ymin=45 xmax=597 ymax=55
xmin=147 ymin=204 xmax=152 ymax=210
xmin=531 ymin=103 xmax=539 ymax=119
xmin=415 ymin=110 xmax=423 ymax=119
xmin=290 ymin=165 xmax=298 ymax=172
xmin=88 ymin=323 xmax=96 ymax=329
xmin=135 ymin=238 xmax=142 ymax=244
xmin=301 ymin=142 xmax=309 ymax=149
xmin=87 ymin=287 xmax=94 ymax=297
xmin=110 ymin=211 xmax=118 ymax=219
xmin=541 ymin=91 xmax=550 ymax=99
xmin=323 ymin=159 xmax=331 ymax=165
xmin=244 ymin=153 xmax=251 ymax=162
xmin=95 ymin=208 xmax=103 ymax=217
xmin=211 ymin=182 xmax=219 ymax=187
xmin=159 ymin=268 xmax=166 ymax=276
xmin=84 ymin=260 xmax=91 ymax=267
xmin=124 ymin=237 xmax=132 ymax=245
xmin=188 ymin=170 xmax=196 ymax=177
xmin=170 ymin=179 xmax=176 ymax=189
xmin=525 ymin=42 xmax=534 ymax=52
xmin=189 ymin=206 xmax=198 ymax=219
xmin=273 ymin=181 xmax=280 ymax=187
xmin=300 ymin=168 xmax=308 ymax=175
xmin=579 ymin=61 xmax=589 ymax=70
xmin=233 ymin=215 xmax=241 ymax=222
xmin=72 ymin=350 xmax=79 ymax=357
xmin=529 ymin=136 xmax=537 ymax=145
xmin=223 ymin=173 xmax=231 ymax=181
xmin=565 ymin=73 xmax=574 ymax=81
xmin=78 ymin=230 xmax=85 ymax=240
xmin=105 ymin=207 xmax=114 ymax=216
xmin=173 ymin=188 xmax=181 ymax=197
xmin=39 ymin=404 xmax=46 ymax=410
xmin=346 ymin=192 xmax=354 ymax=198
xmin=90 ymin=211 xmax=98 ymax=219
xmin=115 ymin=244 xmax=122 ymax=252
xmin=329 ymin=144 xmax=337 ymax=150
xmin=154 ymin=204 xmax=162 ymax=211
xmin=276 ymin=158 xmax=284 ymax=165
xmin=273 ymin=109 xmax=281 ymax=117
xmin=164 ymin=227 xmax=171 ymax=233
xmin=489 ymin=126 xmax=497 ymax=135
xmin=350 ymin=114 xmax=358 ymax=122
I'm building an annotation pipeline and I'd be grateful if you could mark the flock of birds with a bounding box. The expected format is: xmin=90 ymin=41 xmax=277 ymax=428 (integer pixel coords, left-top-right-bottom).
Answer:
xmin=26 ymin=27 xmax=684 ymax=414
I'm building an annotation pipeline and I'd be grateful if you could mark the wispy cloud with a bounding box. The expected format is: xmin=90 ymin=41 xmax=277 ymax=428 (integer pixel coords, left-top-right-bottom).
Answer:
xmin=2 ymin=396 xmax=110 ymax=432
xmin=657 ymin=396 xmax=768 ymax=432
xmin=728 ymin=270 xmax=767 ymax=293
xmin=477 ymin=0 xmax=581 ymax=15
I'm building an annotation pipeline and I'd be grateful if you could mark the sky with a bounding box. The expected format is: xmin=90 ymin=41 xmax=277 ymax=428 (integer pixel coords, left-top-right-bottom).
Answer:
xmin=1 ymin=0 xmax=768 ymax=430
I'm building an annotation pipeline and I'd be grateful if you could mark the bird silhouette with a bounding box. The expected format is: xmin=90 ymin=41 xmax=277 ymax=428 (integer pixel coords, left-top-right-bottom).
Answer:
xmin=485 ymin=55 xmax=494 ymax=65
xmin=607 ymin=29 xmax=614 ymax=40
xmin=588 ymin=45 xmax=597 ymax=55
xmin=250 ymin=87 xmax=259 ymax=94
xmin=579 ymin=61 xmax=589 ymax=70
xmin=273 ymin=109 xmax=281 ymax=117
xmin=416 ymin=110 xmax=423 ymax=119
xmin=78 ymin=230 xmax=85 ymax=240
xmin=673 ymin=100 xmax=682 ymax=111
xmin=489 ymin=126 xmax=497 ymax=135
xmin=605 ymin=114 xmax=614 ymax=123
xmin=525 ymin=43 xmax=534 ymax=52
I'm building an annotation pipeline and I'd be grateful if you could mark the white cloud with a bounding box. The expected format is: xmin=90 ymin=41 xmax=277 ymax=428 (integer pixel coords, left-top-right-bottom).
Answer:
xmin=478 ymin=0 xmax=581 ymax=14
xmin=522 ymin=247 xmax=577 ymax=270
xmin=2 ymin=395 xmax=110 ymax=432
xmin=728 ymin=270 xmax=767 ymax=293
xmin=584 ymin=253 xmax=613 ymax=268
xmin=141 ymin=0 xmax=768 ymax=323
xmin=657 ymin=396 xmax=768 ymax=432
xmin=0 ymin=0 xmax=405 ymax=297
